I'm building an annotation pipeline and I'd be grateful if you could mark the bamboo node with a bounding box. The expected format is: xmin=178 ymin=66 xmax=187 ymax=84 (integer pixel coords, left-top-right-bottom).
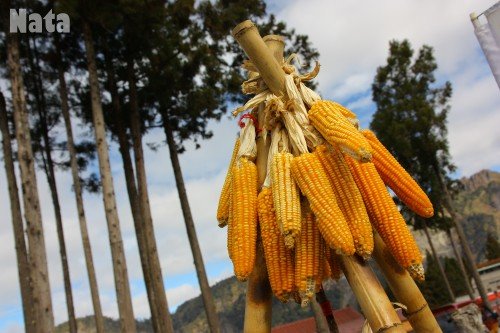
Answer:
xmin=231 ymin=20 xmax=256 ymax=39
xmin=403 ymin=302 xmax=428 ymax=318
xmin=361 ymin=321 xmax=403 ymax=333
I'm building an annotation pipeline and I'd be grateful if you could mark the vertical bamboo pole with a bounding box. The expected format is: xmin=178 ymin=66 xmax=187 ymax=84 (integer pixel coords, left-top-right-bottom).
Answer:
xmin=242 ymin=34 xmax=285 ymax=333
xmin=232 ymin=20 xmax=404 ymax=333
xmin=373 ymin=233 xmax=442 ymax=333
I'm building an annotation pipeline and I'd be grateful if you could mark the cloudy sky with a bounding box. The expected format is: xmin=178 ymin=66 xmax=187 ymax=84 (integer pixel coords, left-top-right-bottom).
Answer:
xmin=1 ymin=1 xmax=499 ymax=332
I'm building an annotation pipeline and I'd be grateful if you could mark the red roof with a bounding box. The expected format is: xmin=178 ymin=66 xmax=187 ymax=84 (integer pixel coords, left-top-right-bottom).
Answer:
xmin=272 ymin=307 xmax=365 ymax=333
xmin=477 ymin=258 xmax=500 ymax=269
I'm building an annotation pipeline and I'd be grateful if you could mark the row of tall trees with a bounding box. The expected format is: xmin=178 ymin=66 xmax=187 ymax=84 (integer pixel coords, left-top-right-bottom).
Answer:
xmin=1 ymin=0 xmax=317 ymax=332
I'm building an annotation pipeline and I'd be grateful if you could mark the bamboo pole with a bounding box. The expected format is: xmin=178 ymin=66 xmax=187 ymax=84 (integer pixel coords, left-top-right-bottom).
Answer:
xmin=373 ymin=233 xmax=442 ymax=333
xmin=242 ymin=34 xmax=285 ymax=333
xmin=232 ymin=20 xmax=404 ymax=333
xmin=340 ymin=256 xmax=404 ymax=332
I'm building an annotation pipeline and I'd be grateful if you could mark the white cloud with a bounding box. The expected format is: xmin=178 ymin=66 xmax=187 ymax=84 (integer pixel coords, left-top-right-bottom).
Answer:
xmin=276 ymin=0 xmax=499 ymax=176
xmin=2 ymin=323 xmax=23 ymax=333
xmin=166 ymin=284 xmax=201 ymax=310
xmin=331 ymin=74 xmax=372 ymax=100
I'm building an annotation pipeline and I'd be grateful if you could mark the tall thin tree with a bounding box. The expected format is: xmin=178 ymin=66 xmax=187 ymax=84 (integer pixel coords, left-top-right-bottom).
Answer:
xmin=0 ymin=92 xmax=35 ymax=332
xmin=25 ymin=34 xmax=77 ymax=333
xmin=6 ymin=23 xmax=55 ymax=333
xmin=127 ymin=58 xmax=174 ymax=333
xmin=55 ymin=34 xmax=106 ymax=332
xmin=103 ymin=45 xmax=171 ymax=332
xmin=82 ymin=20 xmax=137 ymax=332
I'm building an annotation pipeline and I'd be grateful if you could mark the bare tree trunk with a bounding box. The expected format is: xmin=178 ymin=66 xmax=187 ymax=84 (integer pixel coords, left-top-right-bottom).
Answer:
xmin=7 ymin=31 xmax=55 ymax=333
xmin=0 ymin=92 xmax=35 ymax=332
xmin=82 ymin=21 xmax=136 ymax=333
xmin=102 ymin=50 xmax=162 ymax=332
xmin=315 ymin=288 xmax=339 ymax=333
xmin=422 ymin=221 xmax=455 ymax=302
xmin=311 ymin=298 xmax=329 ymax=333
xmin=446 ymin=228 xmax=475 ymax=300
xmin=432 ymin=163 xmax=492 ymax=310
xmin=27 ymin=35 xmax=77 ymax=333
xmin=127 ymin=59 xmax=174 ymax=333
xmin=162 ymin=113 xmax=220 ymax=333
xmin=55 ymin=36 xmax=105 ymax=333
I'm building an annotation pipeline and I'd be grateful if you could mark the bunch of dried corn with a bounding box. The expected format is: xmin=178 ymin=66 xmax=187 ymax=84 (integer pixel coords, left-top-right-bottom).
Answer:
xmin=217 ymin=57 xmax=433 ymax=304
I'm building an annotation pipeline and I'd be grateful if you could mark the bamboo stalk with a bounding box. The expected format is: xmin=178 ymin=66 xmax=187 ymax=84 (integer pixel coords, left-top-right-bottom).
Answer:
xmin=232 ymin=20 xmax=404 ymax=333
xmin=242 ymin=34 xmax=285 ymax=333
xmin=373 ymin=233 xmax=442 ymax=333
xmin=340 ymin=256 xmax=404 ymax=332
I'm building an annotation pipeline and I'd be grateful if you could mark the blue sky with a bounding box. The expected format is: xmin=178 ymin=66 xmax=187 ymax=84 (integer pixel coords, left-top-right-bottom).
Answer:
xmin=1 ymin=1 xmax=500 ymax=332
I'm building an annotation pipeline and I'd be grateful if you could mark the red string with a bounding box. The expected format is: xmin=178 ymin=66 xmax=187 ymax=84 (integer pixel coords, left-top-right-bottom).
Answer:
xmin=238 ymin=113 xmax=261 ymax=133
xmin=320 ymin=300 xmax=333 ymax=317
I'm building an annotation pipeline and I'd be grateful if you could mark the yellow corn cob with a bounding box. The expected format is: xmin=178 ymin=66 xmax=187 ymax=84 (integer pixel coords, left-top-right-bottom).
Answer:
xmin=315 ymin=145 xmax=374 ymax=259
xmin=345 ymin=157 xmax=424 ymax=281
xmin=309 ymin=100 xmax=372 ymax=162
xmin=271 ymin=152 xmax=301 ymax=248
xmin=325 ymin=247 xmax=342 ymax=281
xmin=314 ymin=235 xmax=326 ymax=294
xmin=231 ymin=157 xmax=258 ymax=281
xmin=322 ymin=253 xmax=332 ymax=282
xmin=362 ymin=129 xmax=434 ymax=218
xmin=322 ymin=100 xmax=357 ymax=119
xmin=217 ymin=137 xmax=241 ymax=227
xmin=257 ymin=187 xmax=294 ymax=301
xmin=227 ymin=191 xmax=234 ymax=260
xmin=290 ymin=152 xmax=355 ymax=255
xmin=295 ymin=204 xmax=323 ymax=306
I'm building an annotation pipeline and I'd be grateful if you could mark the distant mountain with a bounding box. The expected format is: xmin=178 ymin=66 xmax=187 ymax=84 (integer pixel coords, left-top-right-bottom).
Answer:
xmin=57 ymin=169 xmax=500 ymax=332
xmin=414 ymin=169 xmax=500 ymax=261
xmin=55 ymin=315 xmax=153 ymax=332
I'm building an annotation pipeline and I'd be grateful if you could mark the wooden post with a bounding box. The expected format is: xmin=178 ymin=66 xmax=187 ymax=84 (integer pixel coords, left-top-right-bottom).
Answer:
xmin=242 ymin=34 xmax=285 ymax=333
xmin=373 ymin=233 xmax=442 ymax=333
xmin=233 ymin=20 xmax=404 ymax=333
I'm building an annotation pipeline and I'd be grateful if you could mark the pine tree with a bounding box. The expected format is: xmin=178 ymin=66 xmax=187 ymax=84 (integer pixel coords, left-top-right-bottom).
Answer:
xmin=371 ymin=39 xmax=455 ymax=301
xmin=81 ymin=20 xmax=137 ymax=332
xmin=54 ymin=32 xmax=106 ymax=332
xmin=421 ymin=251 xmax=453 ymax=308
xmin=485 ymin=234 xmax=500 ymax=260
xmin=444 ymin=257 xmax=468 ymax=297
xmin=0 ymin=92 xmax=35 ymax=332
xmin=5 ymin=14 xmax=55 ymax=333
xmin=22 ymin=30 xmax=77 ymax=332
xmin=370 ymin=39 xmax=491 ymax=307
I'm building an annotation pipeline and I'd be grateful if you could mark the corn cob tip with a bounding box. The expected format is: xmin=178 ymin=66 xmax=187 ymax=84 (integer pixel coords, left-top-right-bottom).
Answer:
xmin=357 ymin=249 xmax=372 ymax=261
xmin=300 ymin=297 xmax=310 ymax=308
xmin=218 ymin=220 xmax=227 ymax=228
xmin=408 ymin=263 xmax=425 ymax=282
xmin=235 ymin=273 xmax=250 ymax=282
xmin=277 ymin=293 xmax=291 ymax=303
xmin=422 ymin=207 xmax=434 ymax=218
xmin=305 ymin=277 xmax=315 ymax=298
xmin=284 ymin=234 xmax=295 ymax=249
xmin=359 ymin=148 xmax=372 ymax=163
xmin=334 ymin=247 xmax=355 ymax=256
